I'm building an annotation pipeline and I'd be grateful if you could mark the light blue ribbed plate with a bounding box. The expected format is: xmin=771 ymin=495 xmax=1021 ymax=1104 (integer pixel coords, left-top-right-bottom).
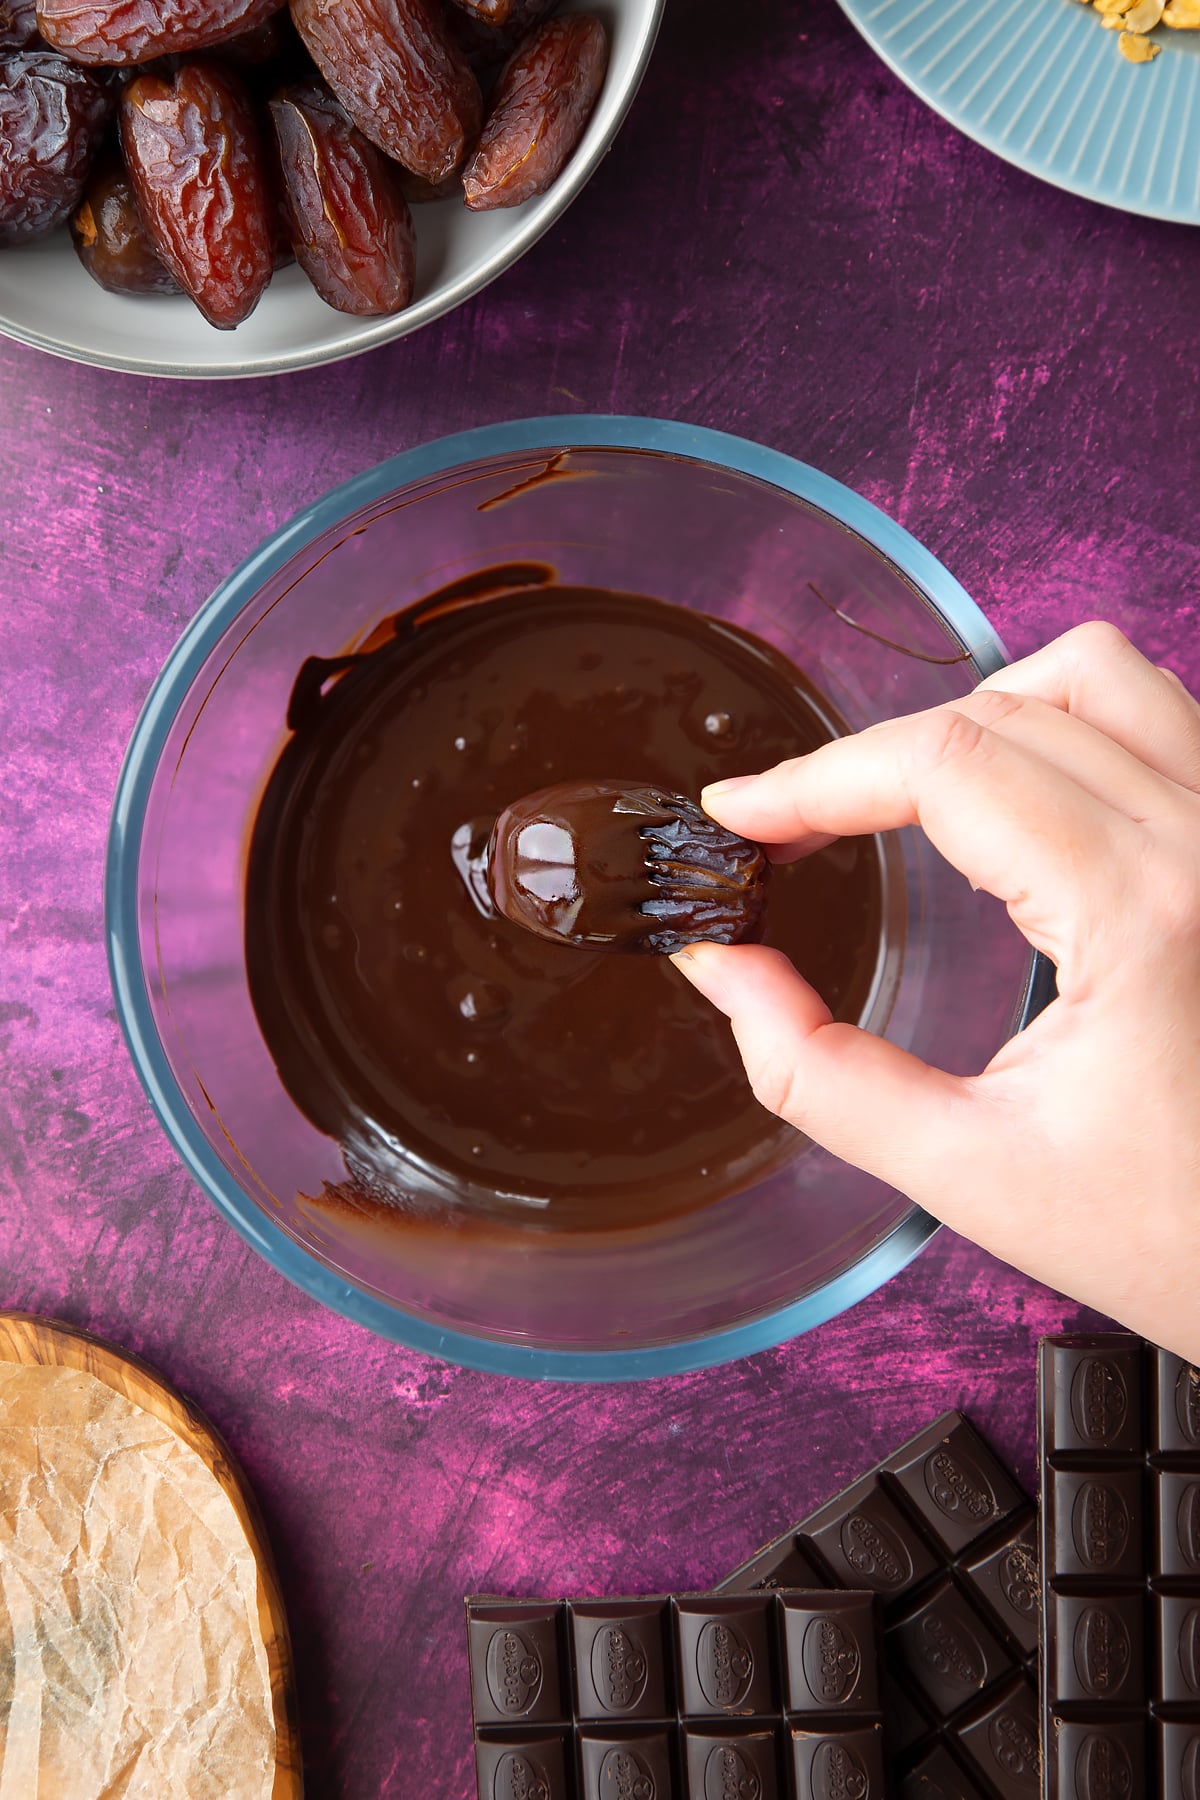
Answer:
xmin=839 ymin=0 xmax=1200 ymax=222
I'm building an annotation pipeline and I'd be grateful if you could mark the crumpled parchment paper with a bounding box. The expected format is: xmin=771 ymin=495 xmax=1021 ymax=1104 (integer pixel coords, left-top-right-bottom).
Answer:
xmin=0 ymin=1362 xmax=276 ymax=1800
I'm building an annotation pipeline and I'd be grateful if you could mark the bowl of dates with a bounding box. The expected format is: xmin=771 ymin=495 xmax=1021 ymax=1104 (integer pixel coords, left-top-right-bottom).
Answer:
xmin=0 ymin=0 xmax=663 ymax=376
xmin=106 ymin=416 xmax=1044 ymax=1374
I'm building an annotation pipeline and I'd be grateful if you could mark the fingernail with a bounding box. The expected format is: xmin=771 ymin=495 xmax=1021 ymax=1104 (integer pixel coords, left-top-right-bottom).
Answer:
xmin=701 ymin=774 xmax=756 ymax=802
xmin=668 ymin=947 xmax=733 ymax=1016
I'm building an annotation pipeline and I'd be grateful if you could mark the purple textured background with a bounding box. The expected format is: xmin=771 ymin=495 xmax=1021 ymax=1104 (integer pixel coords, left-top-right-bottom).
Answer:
xmin=2 ymin=1 xmax=1199 ymax=1793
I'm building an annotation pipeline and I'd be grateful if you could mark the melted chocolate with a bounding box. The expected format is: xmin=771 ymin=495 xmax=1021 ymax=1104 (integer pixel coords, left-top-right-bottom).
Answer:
xmin=487 ymin=781 xmax=769 ymax=954
xmin=244 ymin=579 xmax=886 ymax=1231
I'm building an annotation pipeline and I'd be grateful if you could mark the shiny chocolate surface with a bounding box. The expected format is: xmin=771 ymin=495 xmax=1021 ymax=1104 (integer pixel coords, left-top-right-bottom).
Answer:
xmin=244 ymin=576 xmax=885 ymax=1229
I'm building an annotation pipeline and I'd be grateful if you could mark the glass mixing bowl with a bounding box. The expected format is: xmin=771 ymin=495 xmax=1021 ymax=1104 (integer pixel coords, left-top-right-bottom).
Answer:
xmin=106 ymin=418 xmax=1045 ymax=1378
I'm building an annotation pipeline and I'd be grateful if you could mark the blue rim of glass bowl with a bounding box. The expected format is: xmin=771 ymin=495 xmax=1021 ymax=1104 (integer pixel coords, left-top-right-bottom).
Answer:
xmin=105 ymin=415 xmax=1044 ymax=1382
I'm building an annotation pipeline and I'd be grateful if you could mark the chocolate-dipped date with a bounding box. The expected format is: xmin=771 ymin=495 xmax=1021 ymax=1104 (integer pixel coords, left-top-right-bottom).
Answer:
xmin=487 ymin=780 xmax=769 ymax=954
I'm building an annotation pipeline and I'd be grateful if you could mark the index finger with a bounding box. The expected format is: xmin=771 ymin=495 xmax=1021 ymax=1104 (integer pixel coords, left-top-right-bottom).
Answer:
xmin=976 ymin=621 xmax=1200 ymax=795
xmin=702 ymin=706 xmax=1134 ymax=965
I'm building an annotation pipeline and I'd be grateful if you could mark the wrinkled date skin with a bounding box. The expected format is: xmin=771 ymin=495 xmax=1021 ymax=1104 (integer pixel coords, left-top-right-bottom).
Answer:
xmin=35 ymin=0 xmax=284 ymax=68
xmin=289 ymin=0 xmax=481 ymax=181
xmin=70 ymin=156 xmax=180 ymax=292
xmin=0 ymin=0 xmax=37 ymax=48
xmin=270 ymin=82 xmax=415 ymax=315
xmin=120 ymin=61 xmax=273 ymax=327
xmin=442 ymin=0 xmax=558 ymax=72
xmin=0 ymin=50 xmax=111 ymax=243
xmin=463 ymin=11 xmax=606 ymax=210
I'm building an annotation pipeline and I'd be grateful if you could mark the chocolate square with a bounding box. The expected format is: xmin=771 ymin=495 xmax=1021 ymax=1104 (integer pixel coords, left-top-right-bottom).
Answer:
xmin=955 ymin=1678 xmax=1040 ymax=1800
xmin=1047 ymin=1467 xmax=1144 ymax=1580
xmin=961 ymin=1516 xmax=1040 ymax=1657
xmin=791 ymin=1724 xmax=885 ymax=1799
xmin=579 ymin=1727 xmax=675 ymax=1800
xmin=803 ymin=1475 xmax=937 ymax=1599
xmin=570 ymin=1600 xmax=670 ymax=1721
xmin=883 ymin=1673 xmax=933 ymax=1757
xmin=1156 ymin=1594 xmax=1200 ymax=1704
xmin=1053 ymin=1720 xmax=1146 ymax=1800
xmin=887 ymin=1580 xmax=1012 ymax=1719
xmin=1153 ymin=1352 xmax=1200 ymax=1456
xmin=475 ymin=1730 xmax=574 ymax=1800
xmin=900 ymin=1744 xmax=991 ymax=1799
xmin=674 ymin=1596 xmax=775 ymax=1717
xmin=718 ymin=1537 xmax=825 ymax=1595
xmin=1042 ymin=1336 xmax=1144 ymax=1457
xmin=1155 ymin=1471 xmax=1200 ymax=1576
xmin=887 ymin=1417 xmax=1024 ymax=1556
xmin=1051 ymin=1592 xmax=1144 ymax=1705
xmin=683 ymin=1726 xmax=779 ymax=1800
xmin=468 ymin=1603 xmax=566 ymax=1726
xmin=778 ymin=1591 xmax=879 ymax=1714
xmin=1158 ymin=1721 xmax=1200 ymax=1800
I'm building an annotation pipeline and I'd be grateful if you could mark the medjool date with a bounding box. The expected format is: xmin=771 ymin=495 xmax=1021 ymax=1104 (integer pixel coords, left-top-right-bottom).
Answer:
xmin=270 ymin=81 xmax=415 ymax=314
xmin=70 ymin=157 xmax=180 ymax=292
xmin=35 ymin=0 xmax=284 ymax=69
xmin=0 ymin=49 xmax=111 ymax=243
xmin=0 ymin=0 xmax=37 ymax=49
xmin=289 ymin=0 xmax=481 ymax=181
xmin=462 ymin=11 xmax=606 ymax=210
xmin=120 ymin=61 xmax=273 ymax=327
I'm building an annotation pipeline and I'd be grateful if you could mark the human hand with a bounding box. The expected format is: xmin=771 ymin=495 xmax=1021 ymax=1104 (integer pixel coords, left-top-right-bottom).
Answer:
xmin=671 ymin=623 xmax=1200 ymax=1361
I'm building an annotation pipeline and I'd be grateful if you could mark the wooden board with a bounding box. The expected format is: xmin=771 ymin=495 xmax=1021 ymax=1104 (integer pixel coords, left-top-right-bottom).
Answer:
xmin=0 ymin=1311 xmax=303 ymax=1799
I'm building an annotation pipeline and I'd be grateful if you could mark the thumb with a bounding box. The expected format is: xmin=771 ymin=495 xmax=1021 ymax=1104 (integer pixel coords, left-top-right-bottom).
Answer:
xmin=671 ymin=941 xmax=994 ymax=1199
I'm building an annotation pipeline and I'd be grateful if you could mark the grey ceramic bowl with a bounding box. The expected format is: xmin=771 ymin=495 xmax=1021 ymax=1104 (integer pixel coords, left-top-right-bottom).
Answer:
xmin=0 ymin=0 xmax=663 ymax=379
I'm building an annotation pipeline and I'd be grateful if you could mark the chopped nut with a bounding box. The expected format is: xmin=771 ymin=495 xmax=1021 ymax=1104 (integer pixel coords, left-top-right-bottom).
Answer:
xmin=1083 ymin=0 xmax=1178 ymax=54
xmin=1079 ymin=0 xmax=1173 ymax=51
xmin=1119 ymin=24 xmax=1163 ymax=50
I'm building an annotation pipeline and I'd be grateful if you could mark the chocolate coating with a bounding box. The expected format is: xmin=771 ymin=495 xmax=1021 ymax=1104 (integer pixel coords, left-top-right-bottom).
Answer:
xmin=487 ymin=780 xmax=769 ymax=954
xmin=244 ymin=576 xmax=885 ymax=1230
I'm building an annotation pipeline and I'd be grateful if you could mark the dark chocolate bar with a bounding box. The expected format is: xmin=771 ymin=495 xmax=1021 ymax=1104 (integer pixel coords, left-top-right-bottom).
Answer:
xmin=715 ymin=1411 xmax=1040 ymax=1800
xmin=466 ymin=1588 xmax=885 ymax=1798
xmin=1038 ymin=1334 xmax=1200 ymax=1800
